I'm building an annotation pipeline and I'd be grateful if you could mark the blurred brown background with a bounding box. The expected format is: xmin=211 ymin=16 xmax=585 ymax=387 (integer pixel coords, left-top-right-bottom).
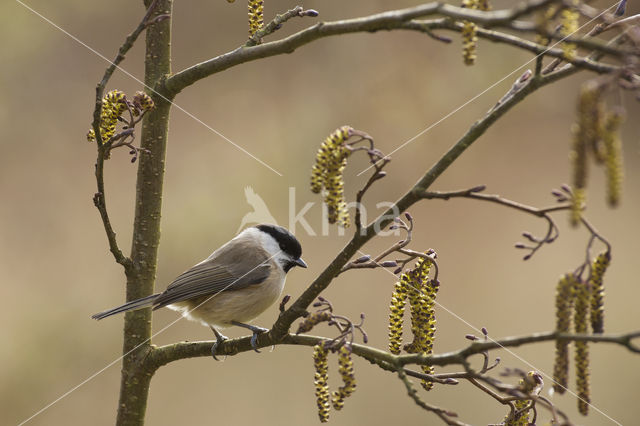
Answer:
xmin=2 ymin=0 xmax=639 ymax=425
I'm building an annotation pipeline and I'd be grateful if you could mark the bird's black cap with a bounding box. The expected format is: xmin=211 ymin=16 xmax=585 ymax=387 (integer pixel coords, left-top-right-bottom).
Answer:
xmin=256 ymin=224 xmax=303 ymax=260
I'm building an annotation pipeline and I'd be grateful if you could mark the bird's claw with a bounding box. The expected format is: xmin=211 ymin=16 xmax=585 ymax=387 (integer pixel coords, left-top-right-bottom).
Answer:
xmin=211 ymin=339 xmax=225 ymax=361
xmin=230 ymin=321 xmax=269 ymax=353
xmin=210 ymin=327 xmax=228 ymax=361
xmin=250 ymin=326 xmax=268 ymax=353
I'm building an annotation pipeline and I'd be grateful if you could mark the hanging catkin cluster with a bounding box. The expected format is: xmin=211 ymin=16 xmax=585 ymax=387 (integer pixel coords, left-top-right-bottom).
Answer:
xmin=313 ymin=344 xmax=330 ymax=423
xmin=601 ymin=109 xmax=624 ymax=207
xmin=331 ymin=345 xmax=356 ymax=410
xmin=551 ymin=251 xmax=610 ymax=415
xmin=559 ymin=3 xmax=579 ymax=59
xmin=388 ymin=255 xmax=439 ymax=390
xmin=569 ymin=81 xmax=625 ymax=225
xmin=310 ymin=126 xmax=354 ymax=227
xmin=589 ymin=251 xmax=610 ymax=334
xmin=87 ymin=90 xmax=128 ymax=144
xmin=534 ymin=5 xmax=558 ymax=47
xmin=552 ymin=273 xmax=576 ymax=394
xmin=573 ymin=276 xmax=590 ymax=415
xmin=87 ymin=90 xmax=155 ymax=146
xmin=460 ymin=0 xmax=490 ymax=65
xmin=248 ymin=0 xmax=264 ymax=37
xmin=312 ymin=343 xmax=356 ymax=422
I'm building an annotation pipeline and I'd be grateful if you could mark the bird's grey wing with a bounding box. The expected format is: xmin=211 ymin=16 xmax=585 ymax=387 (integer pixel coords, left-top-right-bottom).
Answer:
xmin=153 ymin=256 xmax=271 ymax=309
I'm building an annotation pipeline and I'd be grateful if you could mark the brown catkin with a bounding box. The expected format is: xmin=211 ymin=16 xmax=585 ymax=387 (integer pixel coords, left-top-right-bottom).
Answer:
xmin=132 ymin=91 xmax=155 ymax=114
xmin=297 ymin=311 xmax=333 ymax=335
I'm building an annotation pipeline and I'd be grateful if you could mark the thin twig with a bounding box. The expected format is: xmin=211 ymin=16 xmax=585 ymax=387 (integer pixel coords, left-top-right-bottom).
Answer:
xmin=91 ymin=0 xmax=160 ymax=269
xmin=421 ymin=185 xmax=570 ymax=259
xmin=246 ymin=6 xmax=319 ymax=46
xmin=165 ymin=0 xmax=570 ymax=95
xmin=395 ymin=367 xmax=467 ymax=425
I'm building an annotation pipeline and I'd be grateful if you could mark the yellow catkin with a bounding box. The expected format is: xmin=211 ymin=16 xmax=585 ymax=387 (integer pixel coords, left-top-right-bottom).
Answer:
xmin=572 ymin=83 xmax=602 ymax=189
xmin=569 ymin=187 xmax=585 ymax=227
xmin=459 ymin=0 xmax=489 ymax=65
xmin=570 ymin=115 xmax=587 ymax=191
xmin=87 ymin=90 xmax=128 ymax=144
xmin=560 ymin=6 xmax=579 ymax=60
xmin=461 ymin=0 xmax=479 ymax=65
xmin=552 ymin=273 xmax=576 ymax=394
xmin=403 ymin=258 xmax=432 ymax=354
xmin=507 ymin=399 xmax=531 ymax=426
xmin=248 ymin=0 xmax=264 ymax=37
xmin=332 ymin=345 xmax=356 ymax=410
xmin=589 ymin=251 xmax=610 ymax=334
xmin=400 ymin=256 xmax=438 ymax=391
xmin=578 ymin=82 xmax=606 ymax=164
xmin=535 ymin=5 xmax=558 ymax=46
xmin=310 ymin=126 xmax=353 ymax=227
xmin=573 ymin=278 xmax=590 ymax=415
xmin=388 ymin=254 xmax=439 ymax=390
xmin=388 ymin=278 xmax=409 ymax=355
xmin=313 ymin=344 xmax=330 ymax=422
xmin=420 ymin=278 xmax=439 ymax=391
xmin=602 ymin=110 xmax=624 ymax=207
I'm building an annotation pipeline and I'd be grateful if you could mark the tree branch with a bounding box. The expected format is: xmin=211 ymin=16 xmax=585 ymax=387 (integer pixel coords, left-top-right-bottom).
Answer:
xmin=421 ymin=186 xmax=569 ymax=216
xmin=147 ymin=330 xmax=640 ymax=370
xmin=91 ymin=0 xmax=161 ymax=269
xmin=402 ymin=19 xmax=624 ymax=75
xmin=245 ymin=6 xmax=319 ymax=47
xmin=260 ymin=64 xmax=589 ymax=349
xmin=421 ymin=185 xmax=570 ymax=259
xmin=164 ymin=0 xmax=563 ymax=95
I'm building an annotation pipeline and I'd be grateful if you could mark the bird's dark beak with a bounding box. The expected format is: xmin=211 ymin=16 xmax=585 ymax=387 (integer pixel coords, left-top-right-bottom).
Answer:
xmin=295 ymin=258 xmax=308 ymax=268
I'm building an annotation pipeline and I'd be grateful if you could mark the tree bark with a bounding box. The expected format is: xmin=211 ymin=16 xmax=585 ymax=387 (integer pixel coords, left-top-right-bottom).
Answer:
xmin=115 ymin=1 xmax=172 ymax=425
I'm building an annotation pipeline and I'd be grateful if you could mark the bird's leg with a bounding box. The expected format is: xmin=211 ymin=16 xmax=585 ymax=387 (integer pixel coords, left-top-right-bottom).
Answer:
xmin=231 ymin=321 xmax=268 ymax=353
xmin=210 ymin=326 xmax=228 ymax=361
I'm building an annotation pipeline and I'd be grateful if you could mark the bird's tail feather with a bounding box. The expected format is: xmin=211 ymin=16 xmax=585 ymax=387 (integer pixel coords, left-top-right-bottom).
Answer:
xmin=91 ymin=294 xmax=160 ymax=320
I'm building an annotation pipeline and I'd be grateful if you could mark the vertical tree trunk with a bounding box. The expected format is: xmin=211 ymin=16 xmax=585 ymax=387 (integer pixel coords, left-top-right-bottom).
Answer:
xmin=116 ymin=1 xmax=173 ymax=425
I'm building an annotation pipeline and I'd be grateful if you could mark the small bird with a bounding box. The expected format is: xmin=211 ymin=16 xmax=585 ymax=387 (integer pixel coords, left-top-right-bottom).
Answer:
xmin=92 ymin=224 xmax=307 ymax=358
